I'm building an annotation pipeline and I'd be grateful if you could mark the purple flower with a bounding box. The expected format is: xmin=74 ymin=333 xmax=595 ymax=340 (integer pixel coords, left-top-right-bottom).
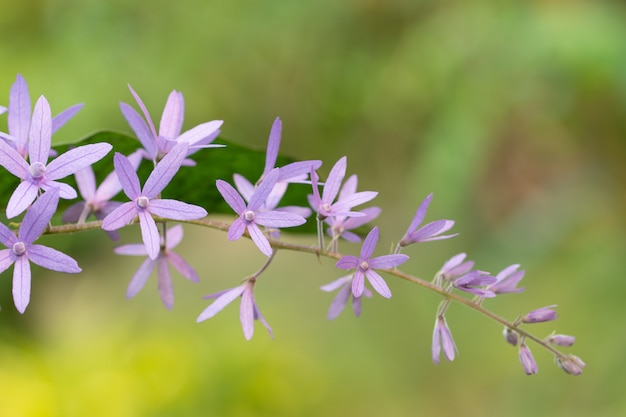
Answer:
xmin=0 ymin=95 xmax=112 ymax=218
xmin=217 ymin=168 xmax=306 ymax=257
xmin=432 ymin=315 xmax=457 ymax=364
xmin=547 ymin=334 xmax=575 ymax=347
xmin=399 ymin=193 xmax=457 ymax=247
xmin=336 ymin=227 xmax=409 ymax=298
xmin=0 ymin=188 xmax=81 ymax=313
xmin=453 ymin=270 xmax=497 ymax=298
xmin=102 ymin=143 xmax=207 ymax=259
xmin=522 ymin=305 xmax=558 ymax=324
xmin=487 ymin=264 xmax=525 ymax=294
xmin=258 ymin=117 xmax=322 ymax=184
xmin=325 ymin=175 xmax=381 ymax=243
xmin=555 ymin=355 xmax=585 ymax=376
xmin=62 ymin=150 xmax=143 ymax=239
xmin=0 ymin=74 xmax=84 ymax=159
xmin=114 ymin=224 xmax=198 ymax=309
xmin=519 ymin=342 xmax=538 ymax=375
xmin=196 ymin=279 xmax=273 ymax=340
xmin=0 ymin=105 xmax=6 ymax=115
xmin=309 ymin=156 xmax=377 ymax=221
xmin=435 ymin=253 xmax=475 ymax=286
xmin=320 ymin=275 xmax=372 ymax=320
xmin=120 ymin=85 xmax=223 ymax=163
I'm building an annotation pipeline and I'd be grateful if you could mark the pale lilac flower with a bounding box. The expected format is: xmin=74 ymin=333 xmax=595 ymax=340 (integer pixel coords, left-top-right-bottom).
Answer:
xmin=120 ymin=85 xmax=223 ymax=163
xmin=555 ymin=355 xmax=585 ymax=376
xmin=0 ymin=106 xmax=6 ymax=115
xmin=487 ymin=264 xmax=525 ymax=294
xmin=102 ymin=143 xmax=207 ymax=259
xmin=320 ymin=274 xmax=372 ymax=320
xmin=547 ymin=334 xmax=575 ymax=347
xmin=196 ymin=279 xmax=273 ymax=340
xmin=434 ymin=253 xmax=474 ymax=287
xmin=336 ymin=227 xmax=409 ymax=298
xmin=0 ymin=74 xmax=83 ymax=158
xmin=62 ymin=150 xmax=143 ymax=240
xmin=325 ymin=175 xmax=381 ymax=243
xmin=309 ymin=156 xmax=377 ymax=221
xmin=399 ymin=193 xmax=457 ymax=247
xmin=432 ymin=315 xmax=457 ymax=364
xmin=453 ymin=270 xmax=497 ymax=298
xmin=519 ymin=342 xmax=538 ymax=375
xmin=522 ymin=305 xmax=558 ymax=324
xmin=0 ymin=189 xmax=81 ymax=313
xmin=0 ymin=96 xmax=112 ymax=218
xmin=217 ymin=168 xmax=306 ymax=257
xmin=114 ymin=224 xmax=198 ymax=309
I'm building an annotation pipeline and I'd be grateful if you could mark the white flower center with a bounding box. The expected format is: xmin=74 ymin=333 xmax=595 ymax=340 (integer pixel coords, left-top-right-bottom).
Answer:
xmin=12 ymin=242 xmax=26 ymax=256
xmin=359 ymin=260 xmax=369 ymax=270
xmin=322 ymin=203 xmax=332 ymax=213
xmin=136 ymin=196 xmax=150 ymax=209
xmin=243 ymin=210 xmax=256 ymax=222
xmin=29 ymin=162 xmax=46 ymax=179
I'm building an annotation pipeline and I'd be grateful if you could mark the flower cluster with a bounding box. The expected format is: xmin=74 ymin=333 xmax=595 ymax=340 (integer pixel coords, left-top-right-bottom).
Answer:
xmin=0 ymin=74 xmax=583 ymax=377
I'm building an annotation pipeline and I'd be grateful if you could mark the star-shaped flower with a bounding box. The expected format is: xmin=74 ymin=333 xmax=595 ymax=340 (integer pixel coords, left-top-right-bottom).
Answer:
xmin=114 ymin=224 xmax=198 ymax=309
xmin=217 ymin=168 xmax=306 ymax=257
xmin=120 ymin=85 xmax=224 ymax=163
xmin=0 ymin=74 xmax=83 ymax=159
xmin=62 ymin=150 xmax=143 ymax=240
xmin=0 ymin=95 xmax=112 ymax=218
xmin=336 ymin=227 xmax=409 ymax=298
xmin=309 ymin=157 xmax=377 ymax=222
xmin=399 ymin=193 xmax=457 ymax=247
xmin=102 ymin=143 xmax=208 ymax=259
xmin=0 ymin=189 xmax=81 ymax=313
xmin=486 ymin=264 xmax=525 ymax=295
xmin=196 ymin=279 xmax=273 ymax=340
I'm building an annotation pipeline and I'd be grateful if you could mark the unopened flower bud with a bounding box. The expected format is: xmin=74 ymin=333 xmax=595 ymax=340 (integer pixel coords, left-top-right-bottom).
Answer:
xmin=555 ymin=354 xmax=585 ymax=376
xmin=547 ymin=334 xmax=575 ymax=347
xmin=522 ymin=305 xmax=558 ymax=324
xmin=503 ymin=327 xmax=518 ymax=346
xmin=519 ymin=343 xmax=538 ymax=375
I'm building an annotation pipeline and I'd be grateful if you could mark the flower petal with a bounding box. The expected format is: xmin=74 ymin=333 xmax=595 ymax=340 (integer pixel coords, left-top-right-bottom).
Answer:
xmin=8 ymin=74 xmax=31 ymax=141
xmin=12 ymin=256 xmax=31 ymax=313
xmin=227 ymin=218 xmax=246 ymax=241
xmin=360 ymin=227 xmax=379 ymax=260
xmin=51 ymin=103 xmax=84 ymax=134
xmin=28 ymin=96 xmax=52 ymax=164
xmin=26 ymin=244 xmax=81 ymax=273
xmin=351 ymin=269 xmax=365 ymax=297
xmin=126 ymin=256 xmax=155 ymax=298
xmin=364 ymin=269 xmax=391 ymax=298
xmin=46 ymin=143 xmax=112 ymax=181
xmin=148 ymin=199 xmax=207 ymax=220
xmin=74 ymin=165 xmax=96 ymax=200
xmin=262 ymin=117 xmax=282 ymax=178
xmin=6 ymin=180 xmax=39 ymax=219
xmin=240 ymin=283 xmax=255 ymax=340
xmin=18 ymin=188 xmax=60 ymax=243
xmin=138 ymin=210 xmax=159 ymax=260
xmin=0 ymin=223 xmax=17 ymax=247
xmin=368 ymin=254 xmax=409 ymax=270
xmin=327 ymin=283 xmax=351 ymax=320
xmin=142 ymin=142 xmax=188 ymax=198
xmin=216 ymin=179 xmax=247 ymax=214
xmin=322 ymin=156 xmax=347 ymax=204
xmin=248 ymin=223 xmax=272 ymax=256
xmin=336 ymin=255 xmax=359 ymax=270
xmin=120 ymin=101 xmax=157 ymax=158
xmin=101 ymin=201 xmax=137 ymax=231
xmin=167 ymin=251 xmax=199 ymax=282
xmin=196 ymin=285 xmax=246 ymax=322
xmin=0 ymin=135 xmax=30 ymax=178
xmin=177 ymin=120 xmax=223 ymax=146
xmin=159 ymin=90 xmax=184 ymax=140
xmin=111 ymin=152 xmax=141 ymax=199
xmin=248 ymin=168 xmax=279 ymax=211
xmin=157 ymin=256 xmax=174 ymax=309
xmin=254 ymin=210 xmax=305 ymax=228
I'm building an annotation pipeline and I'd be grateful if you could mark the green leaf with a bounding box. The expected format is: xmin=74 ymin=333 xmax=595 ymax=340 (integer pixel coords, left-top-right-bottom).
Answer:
xmin=0 ymin=131 xmax=318 ymax=233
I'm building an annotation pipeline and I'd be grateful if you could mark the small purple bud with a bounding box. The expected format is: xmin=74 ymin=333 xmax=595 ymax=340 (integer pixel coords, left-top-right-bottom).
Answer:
xmin=522 ymin=305 xmax=558 ymax=324
xmin=519 ymin=343 xmax=538 ymax=375
xmin=503 ymin=327 xmax=518 ymax=346
xmin=555 ymin=354 xmax=585 ymax=376
xmin=547 ymin=334 xmax=575 ymax=347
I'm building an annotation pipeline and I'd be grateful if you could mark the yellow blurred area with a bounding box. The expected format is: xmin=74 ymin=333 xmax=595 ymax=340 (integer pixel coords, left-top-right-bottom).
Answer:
xmin=1 ymin=0 xmax=625 ymax=416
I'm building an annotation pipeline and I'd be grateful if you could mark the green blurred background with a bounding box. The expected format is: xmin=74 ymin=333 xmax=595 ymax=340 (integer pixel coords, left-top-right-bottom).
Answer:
xmin=1 ymin=0 xmax=625 ymax=416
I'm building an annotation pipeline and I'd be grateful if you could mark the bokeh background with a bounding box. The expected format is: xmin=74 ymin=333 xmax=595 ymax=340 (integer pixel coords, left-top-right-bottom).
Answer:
xmin=1 ymin=0 xmax=625 ymax=416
